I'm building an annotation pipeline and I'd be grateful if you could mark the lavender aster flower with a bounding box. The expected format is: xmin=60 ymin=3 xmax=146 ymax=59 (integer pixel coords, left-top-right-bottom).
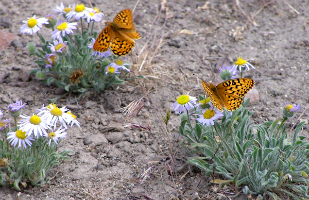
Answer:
xmin=8 ymin=100 xmax=26 ymax=117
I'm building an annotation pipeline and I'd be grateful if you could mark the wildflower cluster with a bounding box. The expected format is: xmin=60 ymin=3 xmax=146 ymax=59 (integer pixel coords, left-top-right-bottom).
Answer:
xmin=173 ymin=58 xmax=307 ymax=199
xmin=0 ymin=100 xmax=79 ymax=190
xmin=22 ymin=2 xmax=131 ymax=96
xmin=172 ymin=57 xmax=255 ymax=126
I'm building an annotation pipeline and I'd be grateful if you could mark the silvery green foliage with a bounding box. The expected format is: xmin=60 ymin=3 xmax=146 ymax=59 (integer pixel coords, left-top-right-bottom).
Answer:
xmin=0 ymin=137 xmax=70 ymax=191
xmin=180 ymin=99 xmax=309 ymax=199
xmin=30 ymin=29 xmax=126 ymax=97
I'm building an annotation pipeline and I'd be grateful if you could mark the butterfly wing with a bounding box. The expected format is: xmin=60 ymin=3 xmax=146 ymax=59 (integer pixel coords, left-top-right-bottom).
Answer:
xmin=93 ymin=25 xmax=112 ymax=52
xmin=216 ymin=78 xmax=255 ymax=111
xmin=110 ymin=28 xmax=135 ymax=56
xmin=113 ymin=9 xmax=134 ymax=29
xmin=119 ymin=28 xmax=141 ymax=39
xmin=202 ymin=81 xmax=224 ymax=111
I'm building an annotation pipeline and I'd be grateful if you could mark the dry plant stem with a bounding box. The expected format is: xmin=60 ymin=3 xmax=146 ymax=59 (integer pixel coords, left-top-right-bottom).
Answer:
xmin=235 ymin=0 xmax=253 ymax=23
xmin=139 ymin=6 xmax=166 ymax=71
xmin=253 ymin=1 xmax=275 ymax=19
xmin=130 ymin=70 xmax=178 ymax=183
xmin=132 ymin=0 xmax=140 ymax=13
xmin=283 ymin=0 xmax=300 ymax=15
xmin=147 ymin=9 xmax=167 ymax=68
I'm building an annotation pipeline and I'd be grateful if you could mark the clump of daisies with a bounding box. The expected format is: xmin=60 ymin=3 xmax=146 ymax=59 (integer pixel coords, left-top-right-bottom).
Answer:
xmin=0 ymin=100 xmax=78 ymax=190
xmin=172 ymin=58 xmax=309 ymax=199
xmin=21 ymin=2 xmax=133 ymax=98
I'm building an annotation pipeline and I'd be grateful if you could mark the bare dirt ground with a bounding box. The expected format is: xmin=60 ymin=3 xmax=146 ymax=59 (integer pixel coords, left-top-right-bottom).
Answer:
xmin=0 ymin=0 xmax=309 ymax=199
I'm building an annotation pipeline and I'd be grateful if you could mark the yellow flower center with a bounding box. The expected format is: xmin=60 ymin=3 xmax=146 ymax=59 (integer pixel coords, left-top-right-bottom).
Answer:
xmin=16 ymin=130 xmax=27 ymax=140
xmin=51 ymin=107 xmax=62 ymax=117
xmin=64 ymin=7 xmax=72 ymax=13
xmin=0 ymin=120 xmax=6 ymax=128
xmin=115 ymin=60 xmax=123 ymax=66
xmin=46 ymin=54 xmax=57 ymax=65
xmin=177 ymin=95 xmax=189 ymax=105
xmin=285 ymin=104 xmax=293 ymax=111
xmin=47 ymin=103 xmax=57 ymax=110
xmin=67 ymin=111 xmax=77 ymax=119
xmin=55 ymin=43 xmax=66 ymax=52
xmin=27 ymin=18 xmax=38 ymax=28
xmin=203 ymin=109 xmax=215 ymax=119
xmin=57 ymin=22 xmax=68 ymax=31
xmin=94 ymin=7 xmax=100 ymax=13
xmin=30 ymin=115 xmax=41 ymax=125
xmin=75 ymin=4 xmax=85 ymax=12
xmin=107 ymin=66 xmax=115 ymax=73
xmin=49 ymin=132 xmax=56 ymax=138
xmin=199 ymin=97 xmax=210 ymax=105
xmin=89 ymin=12 xmax=94 ymax=17
xmin=235 ymin=57 xmax=247 ymax=65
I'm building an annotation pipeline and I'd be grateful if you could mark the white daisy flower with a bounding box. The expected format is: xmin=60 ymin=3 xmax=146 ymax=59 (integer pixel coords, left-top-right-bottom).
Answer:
xmin=7 ymin=129 xmax=34 ymax=149
xmin=63 ymin=111 xmax=80 ymax=127
xmin=88 ymin=38 xmax=112 ymax=58
xmin=66 ymin=3 xmax=91 ymax=21
xmin=54 ymin=2 xmax=72 ymax=16
xmin=196 ymin=106 xmax=223 ymax=126
xmin=49 ymin=38 xmax=68 ymax=55
xmin=52 ymin=21 xmax=77 ymax=41
xmin=38 ymin=104 xmax=80 ymax=129
xmin=172 ymin=94 xmax=197 ymax=113
xmin=0 ymin=110 xmax=3 ymax=119
xmin=195 ymin=97 xmax=211 ymax=111
xmin=19 ymin=114 xmax=51 ymax=138
xmin=232 ymin=57 xmax=255 ymax=72
xmin=105 ymin=63 xmax=121 ymax=74
xmin=113 ymin=59 xmax=130 ymax=72
xmin=20 ymin=15 xmax=49 ymax=35
xmin=45 ymin=54 xmax=57 ymax=68
xmin=84 ymin=7 xmax=104 ymax=23
xmin=47 ymin=127 xmax=67 ymax=146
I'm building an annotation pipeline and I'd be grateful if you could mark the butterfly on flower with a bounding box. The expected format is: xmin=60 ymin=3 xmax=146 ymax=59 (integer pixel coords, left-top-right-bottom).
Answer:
xmin=93 ymin=9 xmax=141 ymax=56
xmin=201 ymin=78 xmax=254 ymax=111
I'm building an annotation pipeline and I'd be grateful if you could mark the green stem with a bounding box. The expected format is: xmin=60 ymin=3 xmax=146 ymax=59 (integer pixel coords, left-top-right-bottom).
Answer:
xmin=36 ymin=32 xmax=45 ymax=43
xmin=80 ymin=18 xmax=83 ymax=34
xmin=67 ymin=34 xmax=80 ymax=49
xmin=186 ymin=109 xmax=193 ymax=131
xmin=275 ymin=117 xmax=287 ymax=138
xmin=32 ymin=140 xmax=36 ymax=158
xmin=14 ymin=117 xmax=18 ymax=131
xmin=91 ymin=21 xmax=94 ymax=35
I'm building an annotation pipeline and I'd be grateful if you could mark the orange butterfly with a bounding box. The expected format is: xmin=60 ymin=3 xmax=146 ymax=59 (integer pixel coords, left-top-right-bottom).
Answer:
xmin=202 ymin=78 xmax=254 ymax=111
xmin=93 ymin=9 xmax=141 ymax=56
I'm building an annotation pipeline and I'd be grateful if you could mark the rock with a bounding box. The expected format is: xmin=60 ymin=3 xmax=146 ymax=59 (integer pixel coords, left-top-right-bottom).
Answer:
xmin=106 ymin=132 xmax=123 ymax=144
xmin=91 ymin=122 xmax=99 ymax=129
xmin=99 ymin=123 xmax=124 ymax=133
xmin=167 ymin=38 xmax=183 ymax=48
xmin=83 ymin=134 xmax=108 ymax=146
xmin=0 ymin=16 xmax=12 ymax=28
xmin=106 ymin=146 xmax=122 ymax=158
xmin=18 ymin=68 xmax=31 ymax=82
xmin=133 ymin=143 xmax=146 ymax=153
xmin=115 ymin=141 xmax=132 ymax=153
xmin=244 ymin=88 xmax=259 ymax=104
xmin=0 ymin=30 xmax=16 ymax=51
xmin=85 ymin=101 xmax=97 ymax=108
xmin=128 ymin=132 xmax=141 ymax=143
xmin=99 ymin=113 xmax=109 ymax=126
xmin=54 ymin=87 xmax=67 ymax=95
xmin=10 ymin=39 xmax=23 ymax=49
